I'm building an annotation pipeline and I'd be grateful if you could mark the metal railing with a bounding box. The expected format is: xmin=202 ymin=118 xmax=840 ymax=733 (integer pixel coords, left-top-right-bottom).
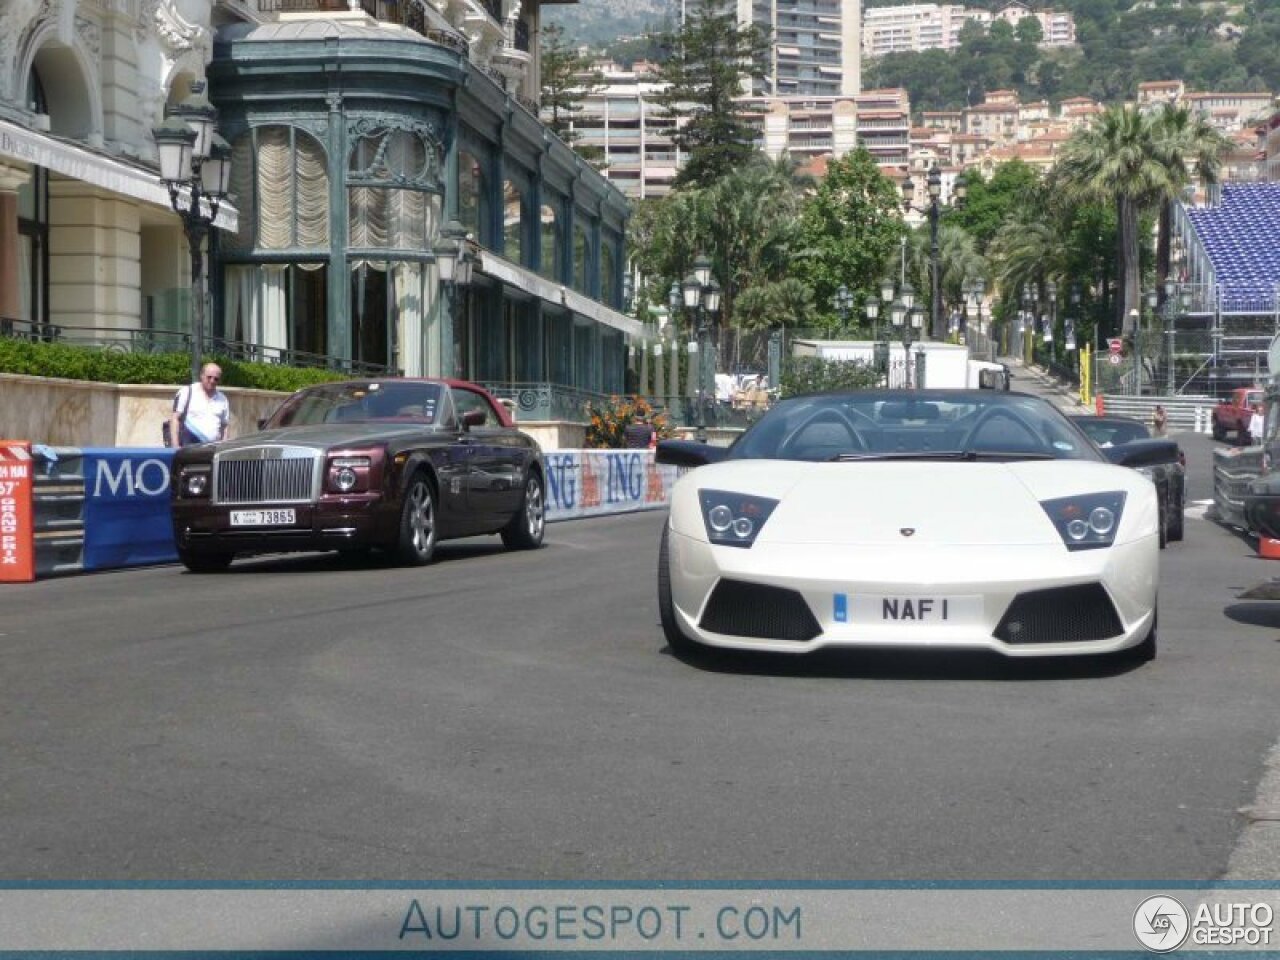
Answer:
xmin=1 ymin=322 xmax=399 ymax=377
xmin=254 ymin=0 xmax=469 ymax=54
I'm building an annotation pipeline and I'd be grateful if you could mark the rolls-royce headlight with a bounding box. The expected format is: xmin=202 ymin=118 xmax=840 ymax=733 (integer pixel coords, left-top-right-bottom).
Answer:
xmin=181 ymin=470 xmax=210 ymax=498
xmin=1040 ymin=491 xmax=1126 ymax=551
xmin=326 ymin=455 xmax=372 ymax=494
xmin=698 ymin=490 xmax=779 ymax=548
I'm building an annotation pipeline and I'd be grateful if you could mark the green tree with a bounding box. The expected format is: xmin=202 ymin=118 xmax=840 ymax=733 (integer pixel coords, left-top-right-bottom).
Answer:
xmin=795 ymin=149 xmax=906 ymax=331
xmin=947 ymin=160 xmax=1042 ymax=254
xmin=540 ymin=23 xmax=604 ymax=163
xmin=1149 ymin=104 xmax=1229 ymax=291
xmin=651 ymin=0 xmax=770 ymax=188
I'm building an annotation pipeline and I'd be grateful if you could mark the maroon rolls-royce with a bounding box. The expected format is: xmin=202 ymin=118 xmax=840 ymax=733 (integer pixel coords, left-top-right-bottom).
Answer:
xmin=170 ymin=378 xmax=545 ymax=572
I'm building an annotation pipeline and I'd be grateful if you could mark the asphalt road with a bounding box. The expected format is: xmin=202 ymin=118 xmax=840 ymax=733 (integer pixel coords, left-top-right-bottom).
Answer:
xmin=2 ymin=412 xmax=1280 ymax=882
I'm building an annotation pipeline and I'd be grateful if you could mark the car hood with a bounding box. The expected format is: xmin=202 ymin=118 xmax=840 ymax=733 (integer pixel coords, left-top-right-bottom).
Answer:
xmin=677 ymin=459 xmax=1147 ymax=546
xmin=218 ymin=423 xmax=440 ymax=453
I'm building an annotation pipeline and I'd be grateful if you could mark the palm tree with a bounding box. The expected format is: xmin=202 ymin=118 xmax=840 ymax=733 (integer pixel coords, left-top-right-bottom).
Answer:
xmin=1150 ymin=105 xmax=1228 ymax=293
xmin=1055 ymin=104 xmax=1227 ymax=333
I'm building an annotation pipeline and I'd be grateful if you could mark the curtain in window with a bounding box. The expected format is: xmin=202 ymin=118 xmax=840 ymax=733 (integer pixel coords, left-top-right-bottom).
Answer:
xmin=393 ymin=261 xmax=424 ymax=376
xmin=224 ymin=135 xmax=255 ymax=254
xmin=261 ymin=265 xmax=288 ymax=359
xmin=223 ymin=264 xmax=288 ymax=360
xmin=295 ymin=133 xmax=330 ymax=249
xmin=256 ymin=127 xmax=293 ymax=250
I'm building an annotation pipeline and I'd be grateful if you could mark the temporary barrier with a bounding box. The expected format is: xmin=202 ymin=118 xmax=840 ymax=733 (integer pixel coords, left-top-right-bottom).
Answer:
xmin=81 ymin=449 xmax=177 ymax=570
xmin=31 ymin=447 xmax=86 ymax=576
xmin=543 ymin=449 xmax=686 ymax=521
xmin=0 ymin=441 xmax=35 ymax=582
xmin=5 ymin=446 xmax=684 ymax=579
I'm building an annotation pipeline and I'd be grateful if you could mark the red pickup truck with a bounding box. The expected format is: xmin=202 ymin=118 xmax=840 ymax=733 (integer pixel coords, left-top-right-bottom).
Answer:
xmin=1212 ymin=386 xmax=1265 ymax=443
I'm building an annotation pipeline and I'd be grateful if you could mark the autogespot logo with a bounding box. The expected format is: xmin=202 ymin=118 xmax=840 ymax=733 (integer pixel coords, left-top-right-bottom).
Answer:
xmin=1134 ymin=895 xmax=1191 ymax=952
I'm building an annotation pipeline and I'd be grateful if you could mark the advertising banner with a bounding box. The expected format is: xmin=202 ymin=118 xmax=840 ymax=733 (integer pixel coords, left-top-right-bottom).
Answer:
xmin=81 ymin=449 xmax=178 ymax=570
xmin=543 ymin=449 xmax=685 ymax=521
xmin=0 ymin=440 xmax=34 ymax=582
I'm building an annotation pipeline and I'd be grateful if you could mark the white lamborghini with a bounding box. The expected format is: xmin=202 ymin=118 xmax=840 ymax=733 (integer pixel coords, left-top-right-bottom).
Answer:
xmin=657 ymin=390 xmax=1174 ymax=662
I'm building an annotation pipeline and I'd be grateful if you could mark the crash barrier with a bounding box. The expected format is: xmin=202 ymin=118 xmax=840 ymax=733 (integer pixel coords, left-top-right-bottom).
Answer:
xmin=1096 ymin=394 xmax=1217 ymax=432
xmin=1211 ymin=443 xmax=1264 ymax=531
xmin=1 ymin=446 xmax=684 ymax=579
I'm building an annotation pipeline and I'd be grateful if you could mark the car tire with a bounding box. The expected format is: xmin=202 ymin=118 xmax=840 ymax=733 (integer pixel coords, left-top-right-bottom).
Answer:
xmin=500 ymin=471 xmax=546 ymax=550
xmin=658 ymin=524 xmax=701 ymax=658
xmin=178 ymin=548 xmax=234 ymax=573
xmin=1158 ymin=499 xmax=1168 ymax=549
xmin=1212 ymin=422 xmax=1226 ymax=442
xmin=394 ymin=473 xmax=437 ymax=566
xmin=1168 ymin=481 xmax=1185 ymax=542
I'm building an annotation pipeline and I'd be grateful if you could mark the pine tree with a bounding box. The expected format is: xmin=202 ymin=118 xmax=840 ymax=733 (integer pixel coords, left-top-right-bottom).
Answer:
xmin=651 ymin=0 xmax=770 ymax=189
xmin=540 ymin=24 xmax=605 ymax=165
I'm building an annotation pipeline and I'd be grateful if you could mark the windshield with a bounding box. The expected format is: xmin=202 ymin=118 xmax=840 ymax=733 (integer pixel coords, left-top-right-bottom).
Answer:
xmin=1073 ymin=418 xmax=1151 ymax=446
xmin=728 ymin=390 xmax=1101 ymax=462
xmin=265 ymin=382 xmax=444 ymax=428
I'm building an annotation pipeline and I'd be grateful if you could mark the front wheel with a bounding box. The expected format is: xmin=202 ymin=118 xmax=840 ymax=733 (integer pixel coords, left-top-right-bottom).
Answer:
xmin=1212 ymin=421 xmax=1227 ymax=442
xmin=393 ymin=474 xmax=437 ymax=566
xmin=178 ymin=548 xmax=234 ymax=573
xmin=1167 ymin=481 xmax=1185 ymax=542
xmin=501 ymin=472 xmax=546 ymax=550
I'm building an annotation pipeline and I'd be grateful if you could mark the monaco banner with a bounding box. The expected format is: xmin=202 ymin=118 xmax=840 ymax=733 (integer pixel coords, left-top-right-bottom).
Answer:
xmin=0 ymin=440 xmax=34 ymax=582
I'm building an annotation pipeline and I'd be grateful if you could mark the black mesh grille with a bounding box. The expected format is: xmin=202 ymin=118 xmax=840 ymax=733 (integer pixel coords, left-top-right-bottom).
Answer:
xmin=994 ymin=583 xmax=1124 ymax=644
xmin=699 ymin=579 xmax=822 ymax=642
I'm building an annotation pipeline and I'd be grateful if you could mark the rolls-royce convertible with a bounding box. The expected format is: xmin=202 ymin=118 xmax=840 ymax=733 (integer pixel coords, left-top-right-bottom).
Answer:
xmin=170 ymin=378 xmax=545 ymax=572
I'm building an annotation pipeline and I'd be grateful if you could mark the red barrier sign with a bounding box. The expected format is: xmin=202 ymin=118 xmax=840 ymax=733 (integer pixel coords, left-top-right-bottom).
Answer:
xmin=1108 ymin=338 xmax=1124 ymax=355
xmin=0 ymin=441 xmax=34 ymax=582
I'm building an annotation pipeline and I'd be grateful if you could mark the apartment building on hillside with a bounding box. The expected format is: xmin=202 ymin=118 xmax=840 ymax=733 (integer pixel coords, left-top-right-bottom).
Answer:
xmin=862 ymin=0 xmax=1075 ymax=58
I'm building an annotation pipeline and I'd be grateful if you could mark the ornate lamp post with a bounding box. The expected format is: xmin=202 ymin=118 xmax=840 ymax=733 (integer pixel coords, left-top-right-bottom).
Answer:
xmin=902 ymin=164 xmax=965 ymax=340
xmin=889 ymin=291 xmax=923 ymax=389
xmin=682 ymin=255 xmax=721 ymax=443
xmin=1045 ymin=279 xmax=1057 ymax=364
xmin=432 ymin=218 xmax=475 ymax=378
xmin=152 ymin=81 xmax=231 ymax=384
xmin=833 ymin=284 xmax=853 ymax=329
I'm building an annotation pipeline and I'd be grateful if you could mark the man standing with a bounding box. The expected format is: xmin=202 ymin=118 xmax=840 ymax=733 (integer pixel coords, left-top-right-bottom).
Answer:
xmin=169 ymin=362 xmax=230 ymax=446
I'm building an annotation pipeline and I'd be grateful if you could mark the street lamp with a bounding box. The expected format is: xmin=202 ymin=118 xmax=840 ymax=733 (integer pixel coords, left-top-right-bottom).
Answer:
xmin=890 ymin=294 xmax=924 ymax=389
xmin=1130 ymin=306 xmax=1143 ymax=396
xmin=683 ymin=254 xmax=721 ymax=442
xmin=1044 ymin=279 xmax=1057 ymax=364
xmin=833 ymin=284 xmax=853 ymax=329
xmin=432 ymin=218 xmax=475 ymax=377
xmin=152 ymin=81 xmax=231 ymax=384
xmin=902 ymin=164 xmax=965 ymax=340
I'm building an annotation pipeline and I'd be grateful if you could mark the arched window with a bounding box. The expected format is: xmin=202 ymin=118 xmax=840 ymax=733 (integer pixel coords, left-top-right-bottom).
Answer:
xmin=539 ymin=201 xmax=560 ymax=281
xmin=459 ymin=150 xmax=485 ymax=240
xmin=503 ymin=178 xmax=524 ymax=264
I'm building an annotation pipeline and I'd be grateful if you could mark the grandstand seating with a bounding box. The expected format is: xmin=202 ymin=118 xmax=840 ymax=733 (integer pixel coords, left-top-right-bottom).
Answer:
xmin=1184 ymin=183 xmax=1280 ymax=312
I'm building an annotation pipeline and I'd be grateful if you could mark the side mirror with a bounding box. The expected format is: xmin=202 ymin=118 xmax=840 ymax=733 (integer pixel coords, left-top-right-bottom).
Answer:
xmin=655 ymin=439 xmax=728 ymax=468
xmin=460 ymin=409 xmax=486 ymax=431
xmin=1103 ymin=438 xmax=1180 ymax=467
xmin=257 ymin=418 xmax=268 ymax=430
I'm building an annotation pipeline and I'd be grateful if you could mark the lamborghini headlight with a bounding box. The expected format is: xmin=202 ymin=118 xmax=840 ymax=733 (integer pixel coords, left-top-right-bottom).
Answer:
xmin=699 ymin=489 xmax=779 ymax=548
xmin=1040 ymin=491 xmax=1127 ymax=551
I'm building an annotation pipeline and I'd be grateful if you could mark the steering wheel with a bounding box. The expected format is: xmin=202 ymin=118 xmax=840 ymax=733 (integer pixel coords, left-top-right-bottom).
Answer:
xmin=780 ymin=407 xmax=868 ymax=457
xmin=957 ymin=406 xmax=1043 ymax=453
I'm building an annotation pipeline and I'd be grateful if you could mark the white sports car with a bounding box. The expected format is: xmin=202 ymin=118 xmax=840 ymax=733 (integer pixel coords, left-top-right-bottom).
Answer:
xmin=657 ymin=390 xmax=1174 ymax=662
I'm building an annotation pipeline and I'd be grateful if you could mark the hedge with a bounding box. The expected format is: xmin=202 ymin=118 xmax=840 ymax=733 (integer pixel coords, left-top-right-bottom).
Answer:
xmin=0 ymin=338 xmax=351 ymax=393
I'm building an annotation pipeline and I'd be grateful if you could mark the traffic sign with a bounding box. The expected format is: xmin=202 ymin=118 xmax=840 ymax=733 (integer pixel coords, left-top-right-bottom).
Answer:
xmin=1108 ymin=338 xmax=1123 ymax=355
xmin=1109 ymin=353 xmax=1122 ymax=366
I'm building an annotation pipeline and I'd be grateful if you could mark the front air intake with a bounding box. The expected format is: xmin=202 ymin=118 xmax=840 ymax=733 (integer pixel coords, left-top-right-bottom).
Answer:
xmin=699 ymin=579 xmax=822 ymax=642
xmin=994 ymin=583 xmax=1124 ymax=644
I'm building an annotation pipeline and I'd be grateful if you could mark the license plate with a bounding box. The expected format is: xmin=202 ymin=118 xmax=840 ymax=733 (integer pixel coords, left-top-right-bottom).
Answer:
xmin=230 ymin=509 xmax=296 ymax=527
xmin=833 ymin=594 xmax=982 ymax=624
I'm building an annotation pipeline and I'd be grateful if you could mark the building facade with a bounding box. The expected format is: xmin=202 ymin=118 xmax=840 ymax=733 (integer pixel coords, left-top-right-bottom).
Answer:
xmin=0 ymin=0 xmax=637 ymax=413
xmin=742 ymin=0 xmax=861 ymax=98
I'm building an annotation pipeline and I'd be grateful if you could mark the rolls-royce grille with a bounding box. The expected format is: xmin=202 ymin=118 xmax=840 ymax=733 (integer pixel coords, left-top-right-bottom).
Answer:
xmin=215 ymin=453 xmax=316 ymax=504
xmin=993 ymin=583 xmax=1124 ymax=644
xmin=699 ymin=578 xmax=822 ymax=642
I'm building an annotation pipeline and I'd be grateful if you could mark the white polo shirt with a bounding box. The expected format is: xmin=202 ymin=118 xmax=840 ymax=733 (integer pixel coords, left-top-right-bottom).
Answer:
xmin=176 ymin=383 xmax=230 ymax=443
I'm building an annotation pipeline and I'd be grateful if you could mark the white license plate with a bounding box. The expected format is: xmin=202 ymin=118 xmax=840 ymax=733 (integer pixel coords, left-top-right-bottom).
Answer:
xmin=834 ymin=594 xmax=982 ymax=624
xmin=230 ymin=509 xmax=296 ymax=527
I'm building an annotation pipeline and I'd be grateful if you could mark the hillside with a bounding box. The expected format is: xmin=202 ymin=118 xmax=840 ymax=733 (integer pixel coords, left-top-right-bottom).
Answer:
xmin=543 ymin=0 xmax=675 ymax=52
xmin=550 ymin=0 xmax=1278 ymax=112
